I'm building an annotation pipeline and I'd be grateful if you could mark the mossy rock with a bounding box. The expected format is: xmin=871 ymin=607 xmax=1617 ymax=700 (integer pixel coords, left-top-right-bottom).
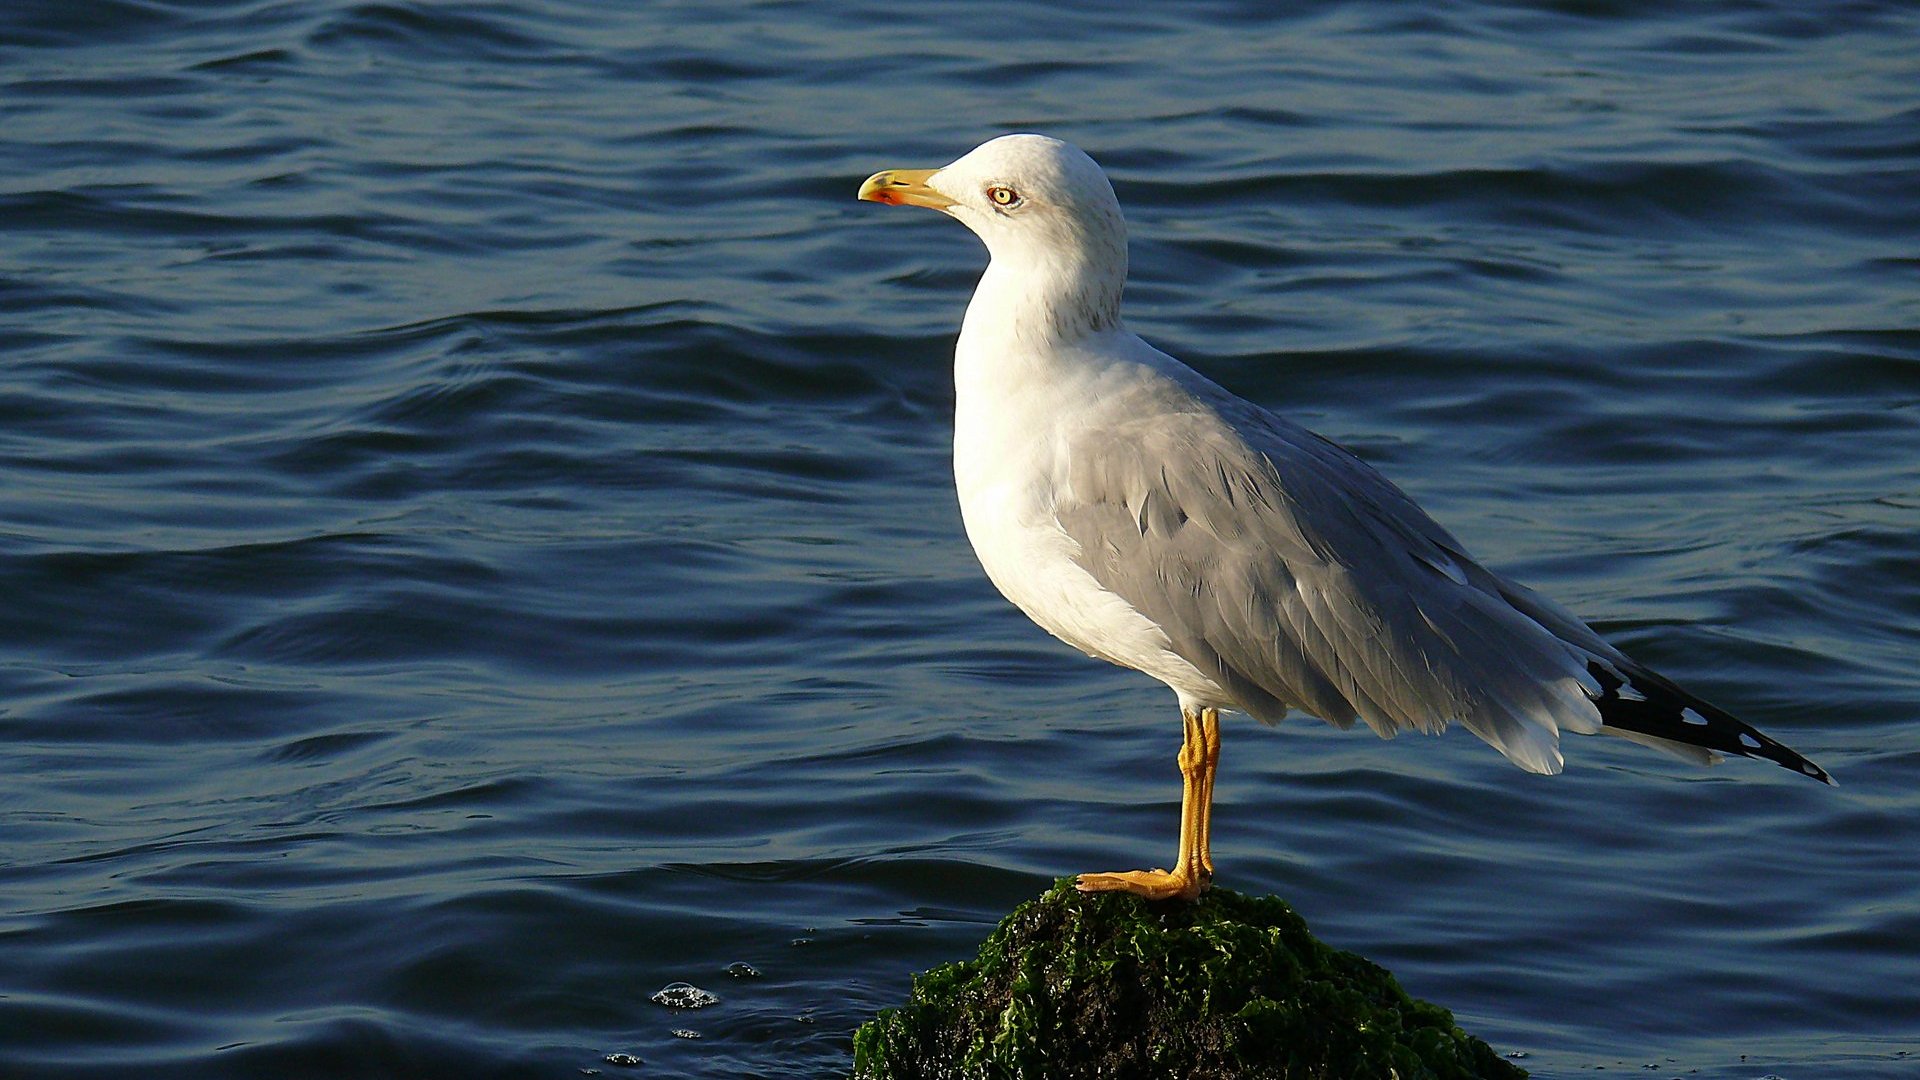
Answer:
xmin=853 ymin=878 xmax=1524 ymax=1080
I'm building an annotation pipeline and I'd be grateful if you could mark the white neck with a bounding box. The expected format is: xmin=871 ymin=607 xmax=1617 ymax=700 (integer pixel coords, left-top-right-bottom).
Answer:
xmin=963 ymin=237 xmax=1122 ymax=345
xmin=952 ymin=257 xmax=1137 ymax=495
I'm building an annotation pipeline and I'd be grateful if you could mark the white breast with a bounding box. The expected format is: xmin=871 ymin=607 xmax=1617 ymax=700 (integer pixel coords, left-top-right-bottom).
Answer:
xmin=951 ymin=335 xmax=1228 ymax=710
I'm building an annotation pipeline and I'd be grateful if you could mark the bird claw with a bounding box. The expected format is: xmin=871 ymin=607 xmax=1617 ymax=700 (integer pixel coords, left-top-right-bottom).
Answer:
xmin=1075 ymin=868 xmax=1206 ymax=902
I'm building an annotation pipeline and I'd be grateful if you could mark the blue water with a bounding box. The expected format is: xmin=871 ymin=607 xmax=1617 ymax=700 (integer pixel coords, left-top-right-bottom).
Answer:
xmin=3 ymin=2 xmax=1917 ymax=1076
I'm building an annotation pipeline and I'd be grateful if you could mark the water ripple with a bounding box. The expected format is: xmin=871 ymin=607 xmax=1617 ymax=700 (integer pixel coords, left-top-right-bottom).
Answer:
xmin=3 ymin=1 xmax=1917 ymax=1078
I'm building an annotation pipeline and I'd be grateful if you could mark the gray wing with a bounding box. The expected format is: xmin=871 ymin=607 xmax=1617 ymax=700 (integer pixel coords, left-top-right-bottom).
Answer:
xmin=1053 ymin=370 xmax=1608 ymax=775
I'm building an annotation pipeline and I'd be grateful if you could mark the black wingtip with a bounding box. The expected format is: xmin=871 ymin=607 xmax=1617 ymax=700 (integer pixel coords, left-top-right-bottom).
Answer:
xmin=1587 ymin=661 xmax=1834 ymax=785
xmin=1788 ymin=752 xmax=1836 ymax=786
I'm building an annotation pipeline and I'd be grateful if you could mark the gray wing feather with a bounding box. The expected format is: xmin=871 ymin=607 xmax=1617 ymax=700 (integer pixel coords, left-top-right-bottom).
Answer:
xmin=1055 ymin=371 xmax=1603 ymax=775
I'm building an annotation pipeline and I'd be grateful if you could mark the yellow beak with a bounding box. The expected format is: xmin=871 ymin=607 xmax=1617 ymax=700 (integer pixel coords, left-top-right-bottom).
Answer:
xmin=857 ymin=168 xmax=955 ymax=210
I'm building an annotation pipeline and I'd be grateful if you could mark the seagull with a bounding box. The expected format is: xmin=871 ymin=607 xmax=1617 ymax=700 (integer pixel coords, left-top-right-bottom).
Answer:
xmin=858 ymin=134 xmax=1831 ymax=902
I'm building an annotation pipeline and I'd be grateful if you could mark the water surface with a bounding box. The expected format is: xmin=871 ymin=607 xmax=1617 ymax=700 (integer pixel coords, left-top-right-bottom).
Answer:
xmin=3 ymin=2 xmax=1918 ymax=1076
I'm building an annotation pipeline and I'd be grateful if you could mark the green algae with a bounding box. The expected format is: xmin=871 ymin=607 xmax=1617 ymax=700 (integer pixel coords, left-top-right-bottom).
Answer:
xmin=853 ymin=879 xmax=1525 ymax=1080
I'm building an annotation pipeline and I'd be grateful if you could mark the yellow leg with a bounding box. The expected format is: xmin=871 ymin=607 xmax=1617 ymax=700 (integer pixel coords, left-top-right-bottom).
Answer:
xmin=1076 ymin=706 xmax=1216 ymax=902
xmin=1197 ymin=707 xmax=1220 ymax=877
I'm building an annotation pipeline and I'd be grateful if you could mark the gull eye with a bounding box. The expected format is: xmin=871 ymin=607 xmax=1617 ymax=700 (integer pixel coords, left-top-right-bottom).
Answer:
xmin=987 ymin=185 xmax=1021 ymax=209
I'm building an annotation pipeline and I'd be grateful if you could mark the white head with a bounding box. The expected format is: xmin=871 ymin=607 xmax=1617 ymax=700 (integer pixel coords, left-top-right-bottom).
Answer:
xmin=860 ymin=134 xmax=1127 ymax=342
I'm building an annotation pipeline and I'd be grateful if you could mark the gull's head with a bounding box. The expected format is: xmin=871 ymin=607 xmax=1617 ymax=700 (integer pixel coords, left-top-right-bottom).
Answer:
xmin=860 ymin=134 xmax=1127 ymax=338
